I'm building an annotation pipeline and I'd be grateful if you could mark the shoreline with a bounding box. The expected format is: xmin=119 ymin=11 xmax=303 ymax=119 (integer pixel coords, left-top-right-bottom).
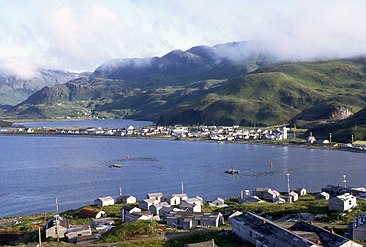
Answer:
xmin=1 ymin=131 xmax=364 ymax=154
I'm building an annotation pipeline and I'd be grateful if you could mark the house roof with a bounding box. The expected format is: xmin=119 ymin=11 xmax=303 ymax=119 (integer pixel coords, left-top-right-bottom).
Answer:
xmin=332 ymin=193 xmax=355 ymax=201
xmin=96 ymin=196 xmax=114 ymax=202
xmin=152 ymin=202 xmax=170 ymax=208
xmin=172 ymin=193 xmax=188 ymax=198
xmin=117 ymin=195 xmax=135 ymax=199
xmin=184 ymin=240 xmax=218 ymax=247
xmin=79 ymin=208 xmax=105 ymax=218
xmin=180 ymin=202 xmax=199 ymax=208
xmin=66 ymin=225 xmax=91 ymax=234
xmin=232 ymin=212 xmax=316 ymax=247
xmin=167 ymin=211 xmax=221 ymax=220
xmin=290 ymin=221 xmax=360 ymax=247
xmin=147 ymin=192 xmax=164 ymax=198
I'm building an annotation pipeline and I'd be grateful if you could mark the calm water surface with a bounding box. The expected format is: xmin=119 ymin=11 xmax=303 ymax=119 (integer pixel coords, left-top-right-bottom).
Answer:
xmin=0 ymin=133 xmax=365 ymax=217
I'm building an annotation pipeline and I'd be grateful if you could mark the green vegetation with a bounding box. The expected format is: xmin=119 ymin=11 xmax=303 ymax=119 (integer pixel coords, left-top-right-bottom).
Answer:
xmin=7 ymin=59 xmax=366 ymax=136
xmin=99 ymin=220 xmax=158 ymax=243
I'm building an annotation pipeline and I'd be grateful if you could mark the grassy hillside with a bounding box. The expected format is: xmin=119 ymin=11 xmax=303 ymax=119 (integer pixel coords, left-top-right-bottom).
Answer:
xmin=8 ymin=59 xmax=366 ymax=128
xmin=307 ymin=106 xmax=366 ymax=142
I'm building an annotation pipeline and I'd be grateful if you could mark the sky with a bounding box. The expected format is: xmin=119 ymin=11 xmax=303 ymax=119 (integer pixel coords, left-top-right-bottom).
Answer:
xmin=1 ymin=0 xmax=366 ymax=78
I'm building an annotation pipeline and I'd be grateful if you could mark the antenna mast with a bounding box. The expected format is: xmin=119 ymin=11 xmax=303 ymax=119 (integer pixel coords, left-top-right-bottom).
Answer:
xmin=343 ymin=175 xmax=347 ymax=188
xmin=119 ymin=186 xmax=122 ymax=197
xmin=181 ymin=181 xmax=184 ymax=194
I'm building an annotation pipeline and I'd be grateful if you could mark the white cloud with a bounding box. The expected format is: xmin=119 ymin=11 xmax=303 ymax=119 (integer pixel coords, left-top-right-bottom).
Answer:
xmin=1 ymin=0 xmax=366 ymax=78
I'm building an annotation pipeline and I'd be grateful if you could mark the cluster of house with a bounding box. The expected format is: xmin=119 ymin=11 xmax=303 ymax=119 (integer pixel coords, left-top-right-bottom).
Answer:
xmin=43 ymin=181 xmax=366 ymax=244
xmin=44 ymin=192 xmax=227 ymax=243
xmin=240 ymin=185 xmax=358 ymax=213
xmin=2 ymin=124 xmax=292 ymax=141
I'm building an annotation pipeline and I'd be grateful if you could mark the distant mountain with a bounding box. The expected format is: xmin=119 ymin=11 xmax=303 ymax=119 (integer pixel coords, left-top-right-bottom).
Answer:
xmin=7 ymin=42 xmax=366 ymax=138
xmin=0 ymin=69 xmax=88 ymax=105
xmin=91 ymin=41 xmax=270 ymax=86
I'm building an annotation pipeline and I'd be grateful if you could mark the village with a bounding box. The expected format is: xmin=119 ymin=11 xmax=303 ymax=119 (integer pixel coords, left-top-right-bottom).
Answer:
xmin=2 ymin=175 xmax=366 ymax=246
xmin=1 ymin=123 xmax=366 ymax=152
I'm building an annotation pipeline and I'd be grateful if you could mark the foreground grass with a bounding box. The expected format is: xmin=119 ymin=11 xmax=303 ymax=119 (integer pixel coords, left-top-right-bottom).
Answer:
xmin=99 ymin=220 xmax=158 ymax=243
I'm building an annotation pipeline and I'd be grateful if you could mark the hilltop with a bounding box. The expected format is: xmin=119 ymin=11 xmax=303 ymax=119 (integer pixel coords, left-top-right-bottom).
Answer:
xmin=0 ymin=69 xmax=88 ymax=105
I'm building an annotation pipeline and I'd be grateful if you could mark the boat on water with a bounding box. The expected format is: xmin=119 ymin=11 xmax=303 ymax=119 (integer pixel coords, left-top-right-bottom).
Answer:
xmin=225 ymin=169 xmax=240 ymax=174
xmin=109 ymin=164 xmax=124 ymax=168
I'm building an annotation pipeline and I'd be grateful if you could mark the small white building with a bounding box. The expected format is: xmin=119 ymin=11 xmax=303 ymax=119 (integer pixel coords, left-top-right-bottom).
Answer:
xmin=294 ymin=188 xmax=307 ymax=197
xmin=179 ymin=201 xmax=202 ymax=212
xmin=149 ymin=202 xmax=170 ymax=215
xmin=289 ymin=191 xmax=299 ymax=202
xmin=116 ymin=195 xmax=137 ymax=204
xmin=94 ymin=196 xmax=115 ymax=207
xmin=316 ymin=192 xmax=330 ymax=200
xmin=329 ymin=193 xmax=357 ymax=212
xmin=146 ymin=192 xmax=164 ymax=202
xmin=172 ymin=193 xmax=188 ymax=201
xmin=183 ymin=197 xmax=203 ymax=206
xmin=139 ymin=198 xmax=157 ymax=210
xmin=162 ymin=194 xmax=181 ymax=205
xmin=65 ymin=225 xmax=92 ymax=243
xmin=44 ymin=215 xmax=69 ymax=239
xmin=208 ymin=198 xmax=228 ymax=208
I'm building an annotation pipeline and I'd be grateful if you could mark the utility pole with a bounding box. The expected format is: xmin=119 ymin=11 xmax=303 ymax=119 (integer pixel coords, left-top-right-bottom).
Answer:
xmin=119 ymin=186 xmax=122 ymax=197
xmin=181 ymin=181 xmax=184 ymax=194
xmin=55 ymin=197 xmax=59 ymax=242
xmin=287 ymin=174 xmax=291 ymax=203
xmin=343 ymin=175 xmax=347 ymax=188
xmin=351 ymin=134 xmax=354 ymax=144
xmin=329 ymin=133 xmax=332 ymax=143
xmin=38 ymin=227 xmax=42 ymax=247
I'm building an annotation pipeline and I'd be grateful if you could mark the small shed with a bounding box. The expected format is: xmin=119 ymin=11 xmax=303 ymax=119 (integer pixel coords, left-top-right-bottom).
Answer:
xmin=316 ymin=192 xmax=330 ymax=200
xmin=94 ymin=196 xmax=114 ymax=207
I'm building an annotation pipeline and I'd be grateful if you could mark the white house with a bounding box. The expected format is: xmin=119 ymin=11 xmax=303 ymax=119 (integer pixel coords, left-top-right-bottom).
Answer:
xmin=179 ymin=201 xmax=202 ymax=212
xmin=116 ymin=195 xmax=137 ymax=204
xmin=329 ymin=193 xmax=357 ymax=212
xmin=162 ymin=194 xmax=181 ymax=206
xmin=252 ymin=188 xmax=280 ymax=202
xmin=294 ymin=188 xmax=307 ymax=197
xmin=149 ymin=202 xmax=170 ymax=215
xmin=94 ymin=196 xmax=114 ymax=207
xmin=139 ymin=198 xmax=157 ymax=210
xmin=166 ymin=211 xmax=224 ymax=230
xmin=208 ymin=198 xmax=228 ymax=208
xmin=146 ymin=192 xmax=164 ymax=202
xmin=44 ymin=215 xmax=70 ymax=239
xmin=182 ymin=196 xmax=203 ymax=206
xmin=65 ymin=225 xmax=92 ymax=243
xmin=172 ymin=193 xmax=188 ymax=201
xmin=289 ymin=191 xmax=299 ymax=202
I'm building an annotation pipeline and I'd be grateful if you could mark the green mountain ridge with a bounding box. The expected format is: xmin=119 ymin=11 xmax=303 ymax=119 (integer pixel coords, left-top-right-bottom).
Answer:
xmin=7 ymin=55 xmax=366 ymax=140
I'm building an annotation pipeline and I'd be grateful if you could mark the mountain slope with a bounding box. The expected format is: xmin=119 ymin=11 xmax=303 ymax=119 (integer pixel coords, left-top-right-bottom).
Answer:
xmin=91 ymin=41 xmax=267 ymax=86
xmin=0 ymin=69 xmax=84 ymax=105
xmin=9 ymin=43 xmax=366 ymax=131
xmin=307 ymin=106 xmax=366 ymax=142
